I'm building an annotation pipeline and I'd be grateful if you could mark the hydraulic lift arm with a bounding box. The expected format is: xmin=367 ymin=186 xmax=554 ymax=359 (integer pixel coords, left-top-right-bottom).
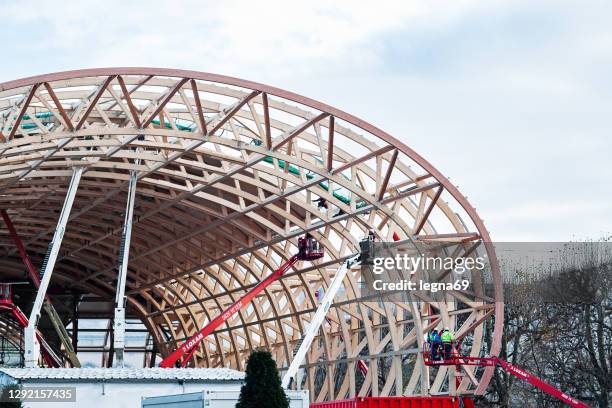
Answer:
xmin=426 ymin=350 xmax=590 ymax=407
xmin=160 ymin=254 xmax=299 ymax=368
xmin=282 ymin=234 xmax=376 ymax=389
xmin=495 ymin=358 xmax=589 ymax=408
xmin=25 ymin=166 xmax=83 ymax=367
xmin=281 ymin=253 xmax=359 ymax=388
xmin=159 ymin=235 xmax=325 ymax=368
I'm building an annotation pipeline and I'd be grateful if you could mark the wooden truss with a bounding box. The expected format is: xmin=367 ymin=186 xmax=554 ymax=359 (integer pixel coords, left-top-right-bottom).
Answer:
xmin=0 ymin=69 xmax=503 ymax=401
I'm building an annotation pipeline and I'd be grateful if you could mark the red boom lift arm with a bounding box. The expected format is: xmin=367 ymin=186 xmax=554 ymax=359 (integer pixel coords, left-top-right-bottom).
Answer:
xmin=424 ymin=343 xmax=589 ymax=408
xmin=160 ymin=236 xmax=324 ymax=368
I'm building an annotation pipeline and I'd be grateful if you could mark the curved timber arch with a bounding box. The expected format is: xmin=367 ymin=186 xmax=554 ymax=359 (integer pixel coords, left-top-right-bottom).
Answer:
xmin=0 ymin=68 xmax=502 ymax=401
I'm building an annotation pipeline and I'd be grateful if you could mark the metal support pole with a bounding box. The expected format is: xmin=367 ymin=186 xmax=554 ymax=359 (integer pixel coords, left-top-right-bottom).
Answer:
xmin=25 ymin=166 xmax=83 ymax=367
xmin=113 ymin=169 xmax=138 ymax=367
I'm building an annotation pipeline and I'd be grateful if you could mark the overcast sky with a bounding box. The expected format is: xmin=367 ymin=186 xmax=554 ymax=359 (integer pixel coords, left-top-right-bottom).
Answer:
xmin=0 ymin=0 xmax=610 ymax=241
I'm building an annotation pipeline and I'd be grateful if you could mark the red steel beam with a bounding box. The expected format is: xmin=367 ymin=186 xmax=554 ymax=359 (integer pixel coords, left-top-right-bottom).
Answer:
xmin=106 ymin=74 xmax=153 ymax=110
xmin=1 ymin=210 xmax=42 ymax=287
xmin=413 ymin=186 xmax=444 ymax=235
xmin=117 ymin=75 xmax=142 ymax=129
xmin=262 ymin=93 xmax=272 ymax=149
xmin=43 ymin=82 xmax=75 ymax=131
xmin=377 ymin=149 xmax=399 ymax=201
xmin=327 ymin=116 xmax=335 ymax=171
xmin=190 ymin=79 xmax=207 ymax=135
xmin=8 ymin=83 xmax=40 ymax=140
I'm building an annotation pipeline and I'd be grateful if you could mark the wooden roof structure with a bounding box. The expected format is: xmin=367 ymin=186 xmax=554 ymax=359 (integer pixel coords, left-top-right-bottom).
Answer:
xmin=0 ymin=68 xmax=503 ymax=401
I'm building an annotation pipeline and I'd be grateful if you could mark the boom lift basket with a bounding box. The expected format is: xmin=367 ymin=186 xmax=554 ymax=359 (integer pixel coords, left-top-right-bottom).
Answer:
xmin=297 ymin=236 xmax=324 ymax=261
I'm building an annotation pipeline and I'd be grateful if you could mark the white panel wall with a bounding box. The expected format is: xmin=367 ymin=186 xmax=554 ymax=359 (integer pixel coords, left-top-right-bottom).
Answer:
xmin=18 ymin=380 xmax=242 ymax=408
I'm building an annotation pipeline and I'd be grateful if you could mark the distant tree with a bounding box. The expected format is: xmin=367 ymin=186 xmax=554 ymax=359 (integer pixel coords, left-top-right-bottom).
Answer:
xmin=536 ymin=244 xmax=611 ymax=408
xmin=236 ymin=350 xmax=289 ymax=408
xmin=478 ymin=241 xmax=611 ymax=407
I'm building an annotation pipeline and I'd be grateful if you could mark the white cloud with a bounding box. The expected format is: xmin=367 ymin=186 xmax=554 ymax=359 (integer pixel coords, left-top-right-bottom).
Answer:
xmin=0 ymin=0 xmax=610 ymax=241
xmin=0 ymin=0 xmax=488 ymax=76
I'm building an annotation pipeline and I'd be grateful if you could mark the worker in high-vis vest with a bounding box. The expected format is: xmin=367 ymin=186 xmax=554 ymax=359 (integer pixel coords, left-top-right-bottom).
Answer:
xmin=441 ymin=328 xmax=454 ymax=360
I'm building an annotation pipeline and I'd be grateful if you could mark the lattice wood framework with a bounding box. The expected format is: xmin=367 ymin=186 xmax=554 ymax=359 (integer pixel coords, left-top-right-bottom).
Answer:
xmin=0 ymin=69 xmax=503 ymax=400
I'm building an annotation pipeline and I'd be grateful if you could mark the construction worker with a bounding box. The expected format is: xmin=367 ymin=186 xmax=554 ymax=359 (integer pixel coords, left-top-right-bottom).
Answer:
xmin=298 ymin=233 xmax=314 ymax=258
xmin=315 ymin=197 xmax=328 ymax=212
xmin=441 ymin=327 xmax=455 ymax=360
xmin=429 ymin=329 xmax=441 ymax=361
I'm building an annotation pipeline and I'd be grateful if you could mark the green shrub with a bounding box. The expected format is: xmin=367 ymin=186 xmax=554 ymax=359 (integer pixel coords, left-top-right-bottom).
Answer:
xmin=236 ymin=350 xmax=289 ymax=408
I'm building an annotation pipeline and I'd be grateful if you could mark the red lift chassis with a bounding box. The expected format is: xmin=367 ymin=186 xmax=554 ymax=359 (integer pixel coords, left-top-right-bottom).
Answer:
xmin=160 ymin=236 xmax=324 ymax=368
xmin=0 ymin=284 xmax=61 ymax=367
xmin=424 ymin=342 xmax=589 ymax=408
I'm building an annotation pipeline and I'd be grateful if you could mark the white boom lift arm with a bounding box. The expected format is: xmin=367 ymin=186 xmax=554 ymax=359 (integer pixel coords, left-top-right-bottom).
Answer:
xmin=282 ymin=235 xmax=374 ymax=389
xmin=25 ymin=166 xmax=84 ymax=367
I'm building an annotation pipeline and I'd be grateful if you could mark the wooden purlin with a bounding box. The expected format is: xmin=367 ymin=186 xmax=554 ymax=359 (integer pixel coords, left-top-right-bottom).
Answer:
xmin=0 ymin=70 xmax=501 ymax=400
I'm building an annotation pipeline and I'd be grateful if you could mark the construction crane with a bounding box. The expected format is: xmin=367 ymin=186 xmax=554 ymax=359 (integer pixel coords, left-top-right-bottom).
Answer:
xmin=1 ymin=210 xmax=81 ymax=367
xmin=159 ymin=235 xmax=325 ymax=368
xmin=0 ymin=283 xmax=62 ymax=367
xmin=281 ymin=233 xmax=376 ymax=389
xmin=423 ymin=342 xmax=589 ymax=408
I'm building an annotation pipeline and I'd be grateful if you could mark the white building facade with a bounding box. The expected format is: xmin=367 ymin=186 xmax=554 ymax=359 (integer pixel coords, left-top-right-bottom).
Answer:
xmin=0 ymin=367 xmax=244 ymax=408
